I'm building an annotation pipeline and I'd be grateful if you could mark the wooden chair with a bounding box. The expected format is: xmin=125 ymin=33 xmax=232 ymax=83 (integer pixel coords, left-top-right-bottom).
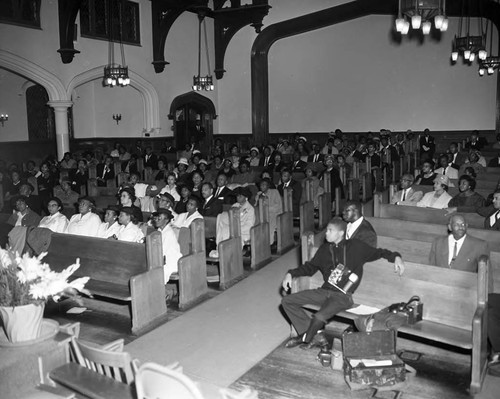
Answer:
xmin=135 ymin=362 xmax=204 ymax=399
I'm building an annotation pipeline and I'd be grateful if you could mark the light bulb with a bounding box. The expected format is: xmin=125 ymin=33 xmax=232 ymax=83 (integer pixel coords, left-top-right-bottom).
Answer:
xmin=488 ymin=67 xmax=494 ymax=75
xmin=440 ymin=19 xmax=448 ymax=32
xmin=395 ymin=18 xmax=405 ymax=32
xmin=118 ymin=77 xmax=123 ymax=85
xmin=411 ymin=15 xmax=421 ymax=29
xmin=435 ymin=15 xmax=444 ymax=29
xmin=451 ymin=51 xmax=458 ymax=61
xmin=469 ymin=52 xmax=476 ymax=62
xmin=422 ymin=21 xmax=431 ymax=35
xmin=479 ymin=50 xmax=487 ymax=60
xmin=479 ymin=68 xmax=485 ymax=76
xmin=464 ymin=50 xmax=471 ymax=60
xmin=125 ymin=78 xmax=130 ymax=85
xmin=402 ymin=21 xmax=410 ymax=35
xmin=106 ymin=77 xmax=112 ymax=85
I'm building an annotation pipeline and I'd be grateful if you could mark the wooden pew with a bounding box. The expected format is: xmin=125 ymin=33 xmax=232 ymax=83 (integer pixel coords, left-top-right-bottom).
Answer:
xmin=205 ymin=209 xmax=244 ymax=289
xmin=317 ymin=171 xmax=332 ymax=230
xmin=174 ymin=219 xmax=209 ymax=309
xmin=373 ymin=200 xmax=486 ymax=229
xmin=276 ymin=187 xmax=295 ymax=254
xmin=44 ymin=232 xmax=167 ymax=334
xmin=391 ymin=184 xmax=492 ymax=200
xmin=366 ymin=216 xmax=500 ymax=293
xmin=299 ymin=180 xmax=315 ymax=236
xmin=292 ymin=253 xmax=490 ymax=395
xmin=250 ymin=198 xmax=272 ymax=269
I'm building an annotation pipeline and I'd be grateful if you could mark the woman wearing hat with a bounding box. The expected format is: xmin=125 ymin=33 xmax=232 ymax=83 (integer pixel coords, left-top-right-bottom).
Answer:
xmin=319 ymin=155 xmax=344 ymax=200
xmin=247 ymin=147 xmax=261 ymax=167
xmin=417 ymin=174 xmax=453 ymax=209
xmin=65 ymin=196 xmax=101 ymax=237
xmin=221 ymin=158 xmax=236 ymax=180
xmin=254 ymin=178 xmax=282 ymax=245
xmin=115 ymin=206 xmax=145 ymax=243
xmin=174 ymin=157 xmax=191 ymax=185
xmin=229 ymin=145 xmax=241 ymax=170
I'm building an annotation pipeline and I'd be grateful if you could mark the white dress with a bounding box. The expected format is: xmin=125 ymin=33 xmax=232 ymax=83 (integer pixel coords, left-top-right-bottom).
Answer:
xmin=66 ymin=212 xmax=102 ymax=237
xmin=416 ymin=191 xmax=453 ymax=209
xmin=38 ymin=212 xmax=68 ymax=233
xmin=116 ymin=222 xmax=145 ymax=243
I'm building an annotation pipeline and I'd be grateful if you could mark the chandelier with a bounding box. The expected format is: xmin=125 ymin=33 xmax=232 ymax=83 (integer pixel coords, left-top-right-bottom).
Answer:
xmin=103 ymin=0 xmax=130 ymax=87
xmin=479 ymin=19 xmax=500 ymax=76
xmin=451 ymin=0 xmax=486 ymax=63
xmin=193 ymin=14 xmax=214 ymax=91
xmin=395 ymin=0 xmax=448 ymax=35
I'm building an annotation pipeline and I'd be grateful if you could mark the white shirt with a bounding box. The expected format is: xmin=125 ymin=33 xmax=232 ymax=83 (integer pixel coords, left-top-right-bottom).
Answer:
xmin=133 ymin=183 xmax=149 ymax=198
xmin=159 ymin=185 xmax=181 ymax=202
xmin=97 ymin=221 xmax=122 ymax=238
xmin=489 ymin=210 xmax=500 ymax=228
xmin=447 ymin=234 xmax=466 ymax=266
xmin=15 ymin=211 xmax=25 ymax=227
xmin=116 ymin=222 xmax=145 ymax=243
xmin=346 ymin=216 xmax=363 ymax=239
xmin=65 ymin=212 xmax=102 ymax=237
xmin=38 ymin=212 xmax=69 ymax=233
xmin=172 ymin=210 xmax=203 ymax=229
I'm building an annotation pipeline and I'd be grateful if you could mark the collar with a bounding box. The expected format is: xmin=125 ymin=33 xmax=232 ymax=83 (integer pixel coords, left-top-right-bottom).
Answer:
xmin=348 ymin=216 xmax=364 ymax=233
xmin=448 ymin=234 xmax=466 ymax=245
xmin=205 ymin=195 xmax=213 ymax=203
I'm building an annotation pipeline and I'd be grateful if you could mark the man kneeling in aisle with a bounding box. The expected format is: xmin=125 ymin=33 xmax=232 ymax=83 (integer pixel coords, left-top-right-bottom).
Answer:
xmin=281 ymin=218 xmax=405 ymax=349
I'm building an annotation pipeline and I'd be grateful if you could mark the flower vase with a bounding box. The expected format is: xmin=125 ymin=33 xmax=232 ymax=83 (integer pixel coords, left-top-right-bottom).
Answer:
xmin=0 ymin=303 xmax=45 ymax=343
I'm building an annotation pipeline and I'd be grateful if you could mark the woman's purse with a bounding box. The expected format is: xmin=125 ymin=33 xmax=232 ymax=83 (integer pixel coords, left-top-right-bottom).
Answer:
xmin=355 ymin=296 xmax=423 ymax=332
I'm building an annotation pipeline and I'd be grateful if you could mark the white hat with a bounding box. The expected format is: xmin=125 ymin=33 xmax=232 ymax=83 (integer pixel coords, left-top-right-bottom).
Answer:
xmin=177 ymin=157 xmax=189 ymax=166
xmin=192 ymin=149 xmax=201 ymax=155
xmin=434 ymin=173 xmax=450 ymax=186
xmin=199 ymin=159 xmax=208 ymax=165
xmin=299 ymin=136 xmax=307 ymax=142
xmin=196 ymin=115 xmax=201 ymax=121
xmin=250 ymin=147 xmax=259 ymax=154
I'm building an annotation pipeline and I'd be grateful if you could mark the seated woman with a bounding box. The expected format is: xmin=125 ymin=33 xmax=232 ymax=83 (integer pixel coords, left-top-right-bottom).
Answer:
xmin=7 ymin=196 xmax=42 ymax=254
xmin=152 ymin=208 xmax=182 ymax=283
xmin=153 ymin=157 xmax=169 ymax=182
xmin=53 ymin=178 xmax=79 ymax=214
xmin=65 ymin=196 xmax=102 ymax=237
xmin=254 ymin=178 xmax=282 ymax=245
xmin=446 ymin=174 xmax=485 ymax=215
xmin=319 ymin=154 xmax=344 ymax=200
xmin=417 ymin=174 xmax=453 ymax=209
xmin=302 ymin=165 xmax=325 ymax=209
xmin=159 ymin=172 xmax=181 ymax=202
xmin=118 ymin=186 xmax=143 ymax=223
xmin=174 ymin=183 xmax=193 ymax=214
xmin=155 ymin=193 xmax=178 ymax=222
xmin=38 ymin=197 xmax=69 ymax=233
xmin=70 ymin=159 xmax=89 ymax=194
xmin=191 ymin=170 xmax=204 ymax=199
xmin=174 ymin=158 xmax=190 ymax=185
xmin=97 ymin=205 xmax=121 ymax=238
xmin=414 ymin=160 xmax=437 ymax=186
xmin=220 ymin=158 xmax=236 ymax=180
xmin=114 ymin=207 xmax=145 ymax=243
xmin=247 ymin=147 xmax=261 ymax=167
xmin=231 ymin=160 xmax=256 ymax=186
xmin=127 ymin=172 xmax=158 ymax=212
xmin=228 ymin=145 xmax=241 ymax=170
xmin=172 ymin=196 xmax=203 ymax=232
xmin=212 ymin=187 xmax=255 ymax=258
xmin=459 ymin=150 xmax=485 ymax=176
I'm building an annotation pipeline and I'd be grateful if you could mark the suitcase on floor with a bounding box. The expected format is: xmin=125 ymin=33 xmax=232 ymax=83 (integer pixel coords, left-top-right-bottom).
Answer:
xmin=342 ymin=329 xmax=406 ymax=390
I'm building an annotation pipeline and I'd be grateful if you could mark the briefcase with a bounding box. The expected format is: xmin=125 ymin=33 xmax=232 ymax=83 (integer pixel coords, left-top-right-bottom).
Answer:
xmin=342 ymin=330 xmax=406 ymax=390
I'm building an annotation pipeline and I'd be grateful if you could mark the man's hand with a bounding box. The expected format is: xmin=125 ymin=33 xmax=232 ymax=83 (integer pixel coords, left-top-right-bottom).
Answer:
xmin=394 ymin=256 xmax=405 ymax=276
xmin=282 ymin=273 xmax=293 ymax=292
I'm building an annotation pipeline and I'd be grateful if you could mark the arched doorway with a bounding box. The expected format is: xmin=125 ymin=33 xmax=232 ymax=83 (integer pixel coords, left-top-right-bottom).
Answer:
xmin=169 ymin=92 xmax=217 ymax=151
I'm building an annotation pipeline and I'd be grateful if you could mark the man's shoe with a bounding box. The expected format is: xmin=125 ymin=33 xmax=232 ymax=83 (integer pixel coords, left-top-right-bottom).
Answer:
xmin=300 ymin=330 xmax=329 ymax=350
xmin=285 ymin=336 xmax=305 ymax=348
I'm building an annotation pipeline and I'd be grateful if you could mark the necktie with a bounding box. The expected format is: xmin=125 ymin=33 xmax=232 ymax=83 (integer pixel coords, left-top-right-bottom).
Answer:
xmin=215 ymin=188 xmax=221 ymax=197
xmin=402 ymin=190 xmax=406 ymax=202
xmin=450 ymin=241 xmax=458 ymax=266
xmin=314 ymin=154 xmax=318 ymax=162
xmin=265 ymin=157 xmax=269 ymax=166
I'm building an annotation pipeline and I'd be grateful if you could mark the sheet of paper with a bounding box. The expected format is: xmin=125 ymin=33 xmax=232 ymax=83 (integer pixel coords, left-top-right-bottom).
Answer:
xmin=345 ymin=304 xmax=381 ymax=315
xmin=349 ymin=359 xmax=393 ymax=367
xmin=66 ymin=307 xmax=88 ymax=314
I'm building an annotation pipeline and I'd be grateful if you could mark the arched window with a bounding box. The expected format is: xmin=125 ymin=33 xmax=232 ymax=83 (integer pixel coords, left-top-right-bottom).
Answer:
xmin=26 ymin=84 xmax=56 ymax=142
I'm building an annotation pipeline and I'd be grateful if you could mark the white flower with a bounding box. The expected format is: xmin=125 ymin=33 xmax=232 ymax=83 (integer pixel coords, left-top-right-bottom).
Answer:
xmin=16 ymin=252 xmax=50 ymax=283
xmin=0 ymin=248 xmax=12 ymax=268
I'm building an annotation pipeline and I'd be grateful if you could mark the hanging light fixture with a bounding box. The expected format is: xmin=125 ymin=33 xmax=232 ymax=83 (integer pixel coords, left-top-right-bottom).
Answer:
xmin=395 ymin=0 xmax=448 ymax=36
xmin=479 ymin=17 xmax=500 ymax=76
xmin=451 ymin=0 xmax=486 ymax=63
xmin=103 ymin=0 xmax=130 ymax=87
xmin=193 ymin=13 xmax=214 ymax=92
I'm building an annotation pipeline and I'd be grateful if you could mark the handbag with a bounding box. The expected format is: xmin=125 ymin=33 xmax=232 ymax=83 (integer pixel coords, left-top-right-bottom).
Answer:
xmin=355 ymin=296 xmax=423 ymax=332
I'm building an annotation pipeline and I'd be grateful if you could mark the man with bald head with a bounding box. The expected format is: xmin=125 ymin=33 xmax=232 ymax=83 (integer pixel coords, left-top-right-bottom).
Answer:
xmin=428 ymin=214 xmax=489 ymax=273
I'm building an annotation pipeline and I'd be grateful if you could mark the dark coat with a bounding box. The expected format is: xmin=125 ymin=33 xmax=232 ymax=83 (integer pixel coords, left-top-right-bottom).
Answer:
xmin=143 ymin=153 xmax=158 ymax=169
xmin=307 ymin=153 xmax=325 ymax=163
xmin=200 ymin=196 xmax=223 ymax=217
xmin=349 ymin=218 xmax=377 ymax=248
xmin=277 ymin=179 xmax=302 ymax=217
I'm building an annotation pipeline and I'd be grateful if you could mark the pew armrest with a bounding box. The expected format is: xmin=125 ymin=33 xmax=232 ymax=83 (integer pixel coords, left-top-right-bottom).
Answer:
xmin=130 ymin=268 xmax=168 ymax=334
xmin=177 ymin=252 xmax=208 ymax=309
xmin=470 ymin=303 xmax=489 ymax=394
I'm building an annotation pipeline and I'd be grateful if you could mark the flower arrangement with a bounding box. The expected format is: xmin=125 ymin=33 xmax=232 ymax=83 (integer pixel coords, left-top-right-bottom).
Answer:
xmin=0 ymin=248 xmax=90 ymax=307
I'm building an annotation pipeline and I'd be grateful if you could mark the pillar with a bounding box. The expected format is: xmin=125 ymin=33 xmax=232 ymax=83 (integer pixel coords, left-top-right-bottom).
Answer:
xmin=47 ymin=101 xmax=73 ymax=160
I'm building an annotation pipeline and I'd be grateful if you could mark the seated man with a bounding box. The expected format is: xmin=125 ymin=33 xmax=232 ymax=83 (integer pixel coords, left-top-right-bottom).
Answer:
xmin=199 ymin=182 xmax=223 ymax=217
xmin=281 ymin=218 xmax=404 ymax=349
xmin=428 ymin=214 xmax=489 ymax=272
xmin=342 ymin=201 xmax=377 ymax=247
xmin=390 ymin=174 xmax=423 ymax=206
xmin=477 ymin=189 xmax=500 ymax=230
xmin=277 ymin=168 xmax=302 ymax=218
xmin=434 ymin=153 xmax=459 ymax=182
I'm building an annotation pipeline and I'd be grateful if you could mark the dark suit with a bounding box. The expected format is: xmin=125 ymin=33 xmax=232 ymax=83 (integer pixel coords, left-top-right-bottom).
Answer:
xmin=290 ymin=159 xmax=308 ymax=173
xmin=259 ymin=156 xmax=274 ymax=169
xmin=307 ymin=153 xmax=325 ymax=163
xmin=348 ymin=218 xmax=377 ymax=248
xmin=482 ymin=208 xmax=500 ymax=230
xmin=200 ymin=196 xmax=223 ymax=217
xmin=96 ymin=163 xmax=115 ymax=186
xmin=428 ymin=235 xmax=489 ymax=272
xmin=419 ymin=135 xmax=435 ymax=162
xmin=278 ymin=179 xmax=302 ymax=217
xmin=143 ymin=153 xmax=158 ymax=169
xmin=448 ymin=151 xmax=467 ymax=169
xmin=214 ymin=186 xmax=235 ymax=205
xmin=488 ymin=157 xmax=500 ymax=168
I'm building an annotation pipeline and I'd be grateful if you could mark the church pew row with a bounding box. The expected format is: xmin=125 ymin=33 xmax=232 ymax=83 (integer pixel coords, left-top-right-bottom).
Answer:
xmin=205 ymin=209 xmax=244 ymax=290
xmin=292 ymin=254 xmax=490 ymax=395
xmin=277 ymin=188 xmax=295 ymax=254
xmin=373 ymin=200 xmax=486 ymax=229
xmin=392 ymin=184 xmax=492 ymax=201
xmin=44 ymin=232 xmax=167 ymax=334
xmin=173 ymin=219 xmax=209 ymax=310
xmin=250 ymin=198 xmax=272 ymax=269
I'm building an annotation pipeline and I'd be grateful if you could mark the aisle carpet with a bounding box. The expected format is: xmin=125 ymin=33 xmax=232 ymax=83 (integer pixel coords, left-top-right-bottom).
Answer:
xmin=125 ymin=247 xmax=300 ymax=389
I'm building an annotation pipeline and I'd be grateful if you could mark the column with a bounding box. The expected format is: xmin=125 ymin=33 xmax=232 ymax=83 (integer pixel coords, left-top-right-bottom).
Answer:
xmin=47 ymin=101 xmax=73 ymax=160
